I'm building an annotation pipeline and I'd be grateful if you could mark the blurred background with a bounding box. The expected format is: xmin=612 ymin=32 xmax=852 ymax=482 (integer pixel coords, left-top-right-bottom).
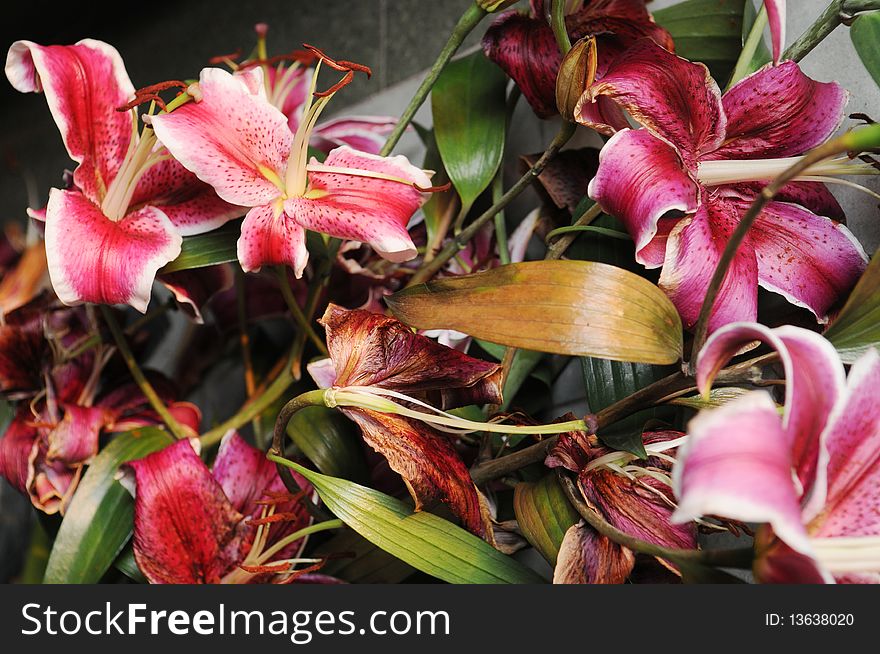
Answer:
xmin=1 ymin=0 xmax=878 ymax=581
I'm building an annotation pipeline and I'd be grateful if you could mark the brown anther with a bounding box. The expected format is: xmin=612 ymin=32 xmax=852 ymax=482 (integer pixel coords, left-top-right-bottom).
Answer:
xmin=850 ymin=112 xmax=876 ymax=125
xmin=277 ymin=560 xmax=328 ymax=584
xmin=413 ymin=181 xmax=452 ymax=193
xmin=208 ymin=48 xmax=242 ymax=65
xmin=248 ymin=511 xmax=303 ymax=526
xmin=302 ymin=43 xmax=372 ymax=97
xmin=253 ymin=489 xmax=305 ymax=506
xmin=117 ymin=80 xmax=189 ymax=112
xmin=238 ymin=561 xmax=293 ymax=574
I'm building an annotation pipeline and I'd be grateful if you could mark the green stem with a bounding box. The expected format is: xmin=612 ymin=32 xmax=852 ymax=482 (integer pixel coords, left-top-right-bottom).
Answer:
xmin=407 ymin=121 xmax=577 ymax=286
xmin=557 ymin=472 xmax=754 ymax=568
xmin=276 ymin=266 xmax=328 ymax=355
xmin=379 ymin=3 xmax=487 ymax=156
xmin=100 ymin=306 xmax=189 ymax=440
xmin=236 ymin=267 xmax=262 ymax=442
xmin=550 ymin=0 xmax=572 ymax=54
xmin=257 ymin=519 xmax=344 ymax=564
xmin=545 ymin=224 xmax=630 ymax=242
xmin=727 ymin=5 xmax=768 ymax=88
xmin=688 ymin=137 xmax=851 ymax=375
xmin=492 ymin=169 xmax=510 ymax=265
xmin=782 ymin=0 xmax=880 ymax=62
xmin=544 ymin=201 xmax=603 ymax=260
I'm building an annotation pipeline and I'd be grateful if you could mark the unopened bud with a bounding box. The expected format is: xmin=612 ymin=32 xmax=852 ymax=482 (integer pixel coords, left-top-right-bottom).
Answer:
xmin=555 ymin=36 xmax=597 ymax=122
xmin=475 ymin=0 xmax=518 ymax=12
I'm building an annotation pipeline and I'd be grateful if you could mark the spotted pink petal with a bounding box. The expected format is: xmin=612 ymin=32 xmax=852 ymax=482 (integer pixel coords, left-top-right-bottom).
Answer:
xmin=587 ymin=129 xmax=699 ymax=267
xmin=311 ymin=116 xmax=398 ymax=155
xmin=696 ymin=322 xmax=846 ymax=498
xmin=808 ymin=349 xmax=880 ymax=538
xmin=213 ymin=431 xmax=286 ymax=515
xmin=0 ymin=410 xmax=38 ymax=493
xmin=286 ymin=146 xmax=428 ymax=263
xmin=268 ymin=65 xmax=311 ymax=133
xmin=127 ymin=439 xmax=246 ymax=584
xmin=130 ymin=158 xmax=243 ymax=236
xmin=554 ymin=522 xmax=635 ymax=584
xmin=732 ymin=181 xmax=844 ymax=220
xmin=710 ymin=61 xmax=847 ymax=160
xmin=150 ymin=67 xmax=291 ymax=207
xmin=46 ymin=404 xmax=107 ymax=464
xmin=45 ymin=189 xmax=181 ymax=312
xmin=159 ymin=265 xmax=234 ymax=324
xmin=578 ymin=38 xmax=726 ymax=158
xmin=764 ymin=1 xmax=786 ymax=64
xmin=237 ymin=203 xmax=308 ymax=275
xmin=672 ymin=391 xmax=813 ymax=557
xmin=746 ymin=198 xmax=867 ymax=322
xmin=5 ymin=40 xmax=134 ymax=204
xmin=658 ymin=195 xmax=758 ymax=331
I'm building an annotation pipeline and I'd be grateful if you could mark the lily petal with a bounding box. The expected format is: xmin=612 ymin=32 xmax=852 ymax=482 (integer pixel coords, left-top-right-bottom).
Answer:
xmin=150 ymin=67 xmax=291 ymax=207
xmin=159 ymin=265 xmax=234 ymax=324
xmin=237 ymin=203 xmax=308 ymax=275
xmin=288 ymin=147 xmax=428 ymax=263
xmin=710 ymin=61 xmax=847 ymax=160
xmin=45 ymin=404 xmax=107 ymax=464
xmin=588 ymin=128 xmax=699 ymax=267
xmin=578 ymin=38 xmax=725 ymax=158
xmin=5 ymin=40 xmax=135 ymax=204
xmin=764 ymin=1 xmax=786 ymax=64
xmin=0 ymin=411 xmax=38 ymax=493
xmin=659 ymin=195 xmax=758 ymax=331
xmin=320 ymin=304 xmax=503 ymax=407
xmin=554 ymin=522 xmax=635 ymax=584
xmin=45 ymin=189 xmax=182 ymax=312
xmin=343 ymin=408 xmax=493 ymax=539
xmin=127 ymin=439 xmax=246 ymax=584
xmin=312 ymin=116 xmax=398 ymax=155
xmin=672 ymin=391 xmax=813 ymax=557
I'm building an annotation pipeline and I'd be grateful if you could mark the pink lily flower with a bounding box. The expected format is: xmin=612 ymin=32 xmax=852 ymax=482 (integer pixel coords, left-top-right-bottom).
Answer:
xmin=581 ymin=38 xmax=870 ymax=332
xmin=124 ymin=433 xmax=314 ymax=584
xmin=482 ymin=0 xmax=673 ymax=121
xmin=547 ymin=426 xmax=697 ymax=583
xmin=672 ymin=323 xmax=880 ymax=583
xmin=150 ymin=50 xmax=432 ymax=276
xmin=5 ymin=40 xmax=242 ymax=312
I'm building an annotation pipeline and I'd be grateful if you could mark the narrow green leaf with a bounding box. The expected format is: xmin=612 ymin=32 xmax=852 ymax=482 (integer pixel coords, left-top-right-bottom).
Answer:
xmin=851 ymin=12 xmax=880 ymax=88
xmin=272 ymin=457 xmax=545 ymax=584
xmin=417 ymin=125 xmax=456 ymax=249
xmin=431 ymin=51 xmax=508 ymax=214
xmin=824 ymin=250 xmax=880 ymax=362
xmin=159 ymin=221 xmax=241 ymax=274
xmin=114 ymin=545 xmax=148 ymax=584
xmin=315 ymin=529 xmax=416 ymax=584
xmin=654 ymin=0 xmax=746 ymax=82
xmin=513 ymin=474 xmax=580 ymax=566
xmin=387 ymin=261 xmax=683 ymax=365
xmin=670 ymin=387 xmax=752 ymax=411
xmin=287 ymin=405 xmax=370 ymax=483
xmin=43 ymin=428 xmax=172 ymax=583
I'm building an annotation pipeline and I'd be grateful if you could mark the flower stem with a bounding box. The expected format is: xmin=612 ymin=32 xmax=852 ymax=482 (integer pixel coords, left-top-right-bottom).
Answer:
xmin=256 ymin=518 xmax=344 ymax=565
xmin=727 ymin=5 xmax=768 ymax=89
xmin=783 ymin=0 xmax=880 ymax=62
xmin=688 ymin=136 xmax=855 ymax=375
xmin=492 ymin=170 xmax=511 ymax=265
xmin=235 ymin=267 xmax=262 ymax=442
xmin=99 ymin=306 xmax=189 ymax=440
xmin=544 ymin=201 xmax=603 ymax=260
xmin=379 ymin=3 xmax=487 ymax=157
xmin=407 ymin=121 xmax=577 ymax=285
xmin=557 ymin=471 xmax=754 ymax=569
xmin=276 ymin=267 xmax=328 ymax=356
xmin=550 ymin=0 xmax=572 ymax=54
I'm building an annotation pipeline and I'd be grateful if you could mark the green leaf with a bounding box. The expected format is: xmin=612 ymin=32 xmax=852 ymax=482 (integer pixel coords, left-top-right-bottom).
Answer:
xmin=114 ymin=545 xmax=147 ymax=584
xmin=387 ymin=261 xmax=683 ymax=365
xmin=581 ymin=357 xmax=676 ymax=458
xmin=824 ymin=249 xmax=880 ymax=363
xmin=272 ymin=457 xmax=545 ymax=584
xmin=315 ymin=529 xmax=415 ymax=584
xmin=654 ymin=0 xmax=746 ymax=82
xmin=851 ymin=11 xmax=880 ymax=88
xmin=669 ymin=387 xmax=752 ymax=411
xmin=287 ymin=405 xmax=370 ymax=483
xmin=431 ymin=51 xmax=508 ymax=214
xmin=513 ymin=474 xmax=580 ymax=566
xmin=43 ymin=428 xmax=172 ymax=583
xmin=159 ymin=221 xmax=241 ymax=274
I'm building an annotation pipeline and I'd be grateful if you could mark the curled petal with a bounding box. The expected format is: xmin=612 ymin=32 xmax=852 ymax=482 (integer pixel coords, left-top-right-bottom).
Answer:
xmin=711 ymin=61 xmax=847 ymax=160
xmin=578 ymin=39 xmax=725 ymax=158
xmin=159 ymin=265 xmax=234 ymax=324
xmin=0 ymin=411 xmax=38 ymax=493
xmin=344 ymin=408 xmax=493 ymax=540
xmin=150 ymin=67 xmax=291 ymax=207
xmin=554 ymin=522 xmax=634 ymax=584
xmin=237 ymin=203 xmax=308 ymax=275
xmin=30 ymin=444 xmax=81 ymax=514
xmin=290 ymin=147 xmax=429 ymax=263
xmin=127 ymin=439 xmax=246 ymax=584
xmin=0 ymin=241 xmax=49 ymax=315
xmin=45 ymin=189 xmax=182 ymax=312
xmin=696 ymin=322 xmax=846 ymax=496
xmin=320 ymin=304 xmax=503 ymax=407
xmin=46 ymin=404 xmax=107 ymax=464
xmin=764 ymin=1 xmax=786 ymax=64
xmin=659 ymin=195 xmax=758 ymax=331
xmin=5 ymin=40 xmax=135 ymax=204
xmin=588 ymin=129 xmax=699 ymax=267
xmin=672 ymin=391 xmax=813 ymax=557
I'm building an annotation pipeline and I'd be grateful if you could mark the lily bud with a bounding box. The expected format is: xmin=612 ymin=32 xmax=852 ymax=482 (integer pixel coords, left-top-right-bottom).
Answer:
xmin=555 ymin=36 xmax=596 ymax=122
xmin=475 ymin=0 xmax=518 ymax=12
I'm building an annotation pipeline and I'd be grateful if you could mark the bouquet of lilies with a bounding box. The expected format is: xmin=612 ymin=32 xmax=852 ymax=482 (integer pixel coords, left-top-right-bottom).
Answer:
xmin=2 ymin=0 xmax=880 ymax=585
